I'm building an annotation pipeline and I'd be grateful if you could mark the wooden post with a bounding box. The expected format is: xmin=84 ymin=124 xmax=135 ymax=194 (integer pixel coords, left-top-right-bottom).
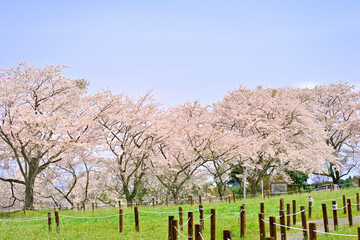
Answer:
xmin=175 ymin=200 xmax=178 ymax=206
xmin=265 ymin=238 xmax=275 ymax=240
xmin=343 ymin=195 xmax=347 ymax=214
xmin=195 ymin=224 xmax=202 ymax=240
xmin=188 ymin=212 xmax=193 ymax=240
xmin=300 ymin=206 xmax=308 ymax=240
xmin=279 ymin=210 xmax=286 ymax=240
xmin=211 ymin=209 xmax=216 ymax=240
xmin=48 ymin=212 xmax=52 ymax=232
xmin=309 ymin=223 xmax=317 ymax=240
xmin=199 ymin=205 xmax=204 ymax=229
xmin=179 ymin=207 xmax=183 ymax=231
xmin=332 ymin=201 xmax=338 ymax=230
xmin=260 ymin=202 xmax=265 ymax=214
xmin=357 ymin=193 xmax=360 ymax=212
xmin=54 ymin=210 xmax=60 ymax=233
xmin=233 ymin=192 xmax=236 ymax=203
xmin=134 ymin=206 xmax=139 ymax=232
xmin=152 ymin=198 xmax=155 ymax=208
xmin=168 ymin=216 xmax=174 ymax=240
xmin=118 ymin=200 xmax=121 ymax=209
xmin=269 ymin=216 xmax=277 ymax=240
xmin=280 ymin=198 xmax=284 ymax=211
xmin=348 ymin=199 xmax=353 ymax=227
xmin=242 ymin=203 xmax=247 ymax=229
xmin=240 ymin=205 xmax=246 ymax=238
xmin=228 ymin=196 xmax=231 ymax=204
xmin=23 ymin=205 xmax=26 ymax=216
xmin=82 ymin=202 xmax=85 ymax=212
xmin=358 ymin=227 xmax=360 ymax=240
xmin=321 ymin=203 xmax=329 ymax=233
xmin=286 ymin=204 xmax=290 ymax=230
xmin=308 ymin=199 xmax=312 ymax=219
xmin=292 ymin=200 xmax=296 ymax=224
xmin=92 ymin=202 xmax=94 ymax=212
xmin=223 ymin=230 xmax=232 ymax=240
xmin=172 ymin=219 xmax=178 ymax=240
xmin=119 ymin=208 xmax=123 ymax=233
xmin=259 ymin=213 xmax=266 ymax=240
xmin=199 ymin=195 xmax=202 ymax=205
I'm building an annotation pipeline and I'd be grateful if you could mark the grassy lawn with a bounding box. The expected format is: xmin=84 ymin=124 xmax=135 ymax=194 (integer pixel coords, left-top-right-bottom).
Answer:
xmin=0 ymin=187 xmax=359 ymax=239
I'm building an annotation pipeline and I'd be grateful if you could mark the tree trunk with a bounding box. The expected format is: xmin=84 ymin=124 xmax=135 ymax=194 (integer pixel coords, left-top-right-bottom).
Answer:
xmin=249 ymin=178 xmax=259 ymax=197
xmin=216 ymin=181 xmax=227 ymax=198
xmin=25 ymin=177 xmax=36 ymax=210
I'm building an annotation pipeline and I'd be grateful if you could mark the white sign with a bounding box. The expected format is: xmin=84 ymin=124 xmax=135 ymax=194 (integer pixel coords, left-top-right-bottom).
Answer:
xmin=270 ymin=182 xmax=288 ymax=195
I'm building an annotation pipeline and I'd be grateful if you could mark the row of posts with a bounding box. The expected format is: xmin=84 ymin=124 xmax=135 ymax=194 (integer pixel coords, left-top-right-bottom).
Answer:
xmin=259 ymin=193 xmax=360 ymax=240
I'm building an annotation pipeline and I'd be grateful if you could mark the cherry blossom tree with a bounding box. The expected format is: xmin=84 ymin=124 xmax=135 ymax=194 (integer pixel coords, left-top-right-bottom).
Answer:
xmin=150 ymin=101 xmax=210 ymax=201
xmin=0 ymin=63 xmax=96 ymax=209
xmin=310 ymin=83 xmax=360 ymax=183
xmin=94 ymin=91 xmax=160 ymax=205
xmin=213 ymin=86 xmax=335 ymax=195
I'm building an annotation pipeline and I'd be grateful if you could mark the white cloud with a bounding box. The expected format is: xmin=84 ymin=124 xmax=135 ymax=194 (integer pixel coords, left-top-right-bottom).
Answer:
xmin=295 ymin=81 xmax=321 ymax=89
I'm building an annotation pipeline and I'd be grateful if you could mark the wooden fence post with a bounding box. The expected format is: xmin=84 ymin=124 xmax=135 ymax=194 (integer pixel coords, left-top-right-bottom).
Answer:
xmin=179 ymin=207 xmax=183 ymax=231
xmin=199 ymin=195 xmax=202 ymax=205
xmin=195 ymin=224 xmax=202 ymax=240
xmin=358 ymin=227 xmax=360 ymax=240
xmin=211 ymin=209 xmax=216 ymax=240
xmin=23 ymin=205 xmax=26 ymax=216
xmin=199 ymin=205 xmax=204 ymax=229
xmin=188 ymin=212 xmax=193 ymax=240
xmin=280 ymin=198 xmax=284 ymax=211
xmin=279 ymin=210 xmax=286 ymax=240
xmin=134 ymin=206 xmax=139 ymax=232
xmin=321 ymin=203 xmax=329 ymax=233
xmin=54 ymin=210 xmax=60 ymax=233
xmin=300 ymin=206 xmax=307 ymax=240
xmin=152 ymin=198 xmax=155 ymax=208
xmin=223 ymin=230 xmax=232 ymax=240
xmin=347 ymin=199 xmax=353 ymax=227
xmin=309 ymin=223 xmax=316 ymax=240
xmin=82 ymin=202 xmax=85 ymax=212
xmin=308 ymin=196 xmax=313 ymax=219
xmin=260 ymin=202 xmax=265 ymax=214
xmin=92 ymin=203 xmax=94 ymax=212
xmin=332 ymin=201 xmax=338 ymax=230
xmin=168 ymin=216 xmax=174 ymax=240
xmin=286 ymin=204 xmax=290 ymax=230
xmin=48 ymin=212 xmax=52 ymax=232
xmin=343 ymin=195 xmax=347 ymax=214
xmin=119 ymin=208 xmax=123 ymax=233
xmin=357 ymin=193 xmax=360 ymax=212
xmin=233 ymin=193 xmax=236 ymax=203
xmin=172 ymin=219 xmax=178 ymax=240
xmin=240 ymin=205 xmax=246 ymax=238
xmin=118 ymin=200 xmax=121 ymax=209
xmin=292 ymin=200 xmax=296 ymax=225
xmin=259 ymin=213 xmax=265 ymax=240
xmin=228 ymin=196 xmax=231 ymax=204
xmin=269 ymin=216 xmax=277 ymax=240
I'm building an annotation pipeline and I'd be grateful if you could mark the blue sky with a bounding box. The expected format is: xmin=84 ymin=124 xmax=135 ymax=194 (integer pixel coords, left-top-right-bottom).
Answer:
xmin=1 ymin=1 xmax=360 ymax=106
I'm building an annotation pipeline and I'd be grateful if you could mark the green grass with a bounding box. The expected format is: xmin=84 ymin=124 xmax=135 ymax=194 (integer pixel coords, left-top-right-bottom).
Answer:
xmin=0 ymin=188 xmax=359 ymax=239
